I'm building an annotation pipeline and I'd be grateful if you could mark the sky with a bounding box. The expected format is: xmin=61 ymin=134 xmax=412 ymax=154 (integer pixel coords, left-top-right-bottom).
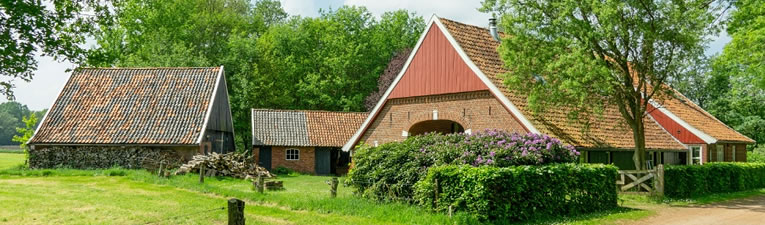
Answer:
xmin=10 ymin=0 xmax=731 ymax=111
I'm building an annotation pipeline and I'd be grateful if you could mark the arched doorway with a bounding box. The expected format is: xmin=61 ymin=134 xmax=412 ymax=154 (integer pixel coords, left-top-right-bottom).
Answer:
xmin=408 ymin=120 xmax=465 ymax=136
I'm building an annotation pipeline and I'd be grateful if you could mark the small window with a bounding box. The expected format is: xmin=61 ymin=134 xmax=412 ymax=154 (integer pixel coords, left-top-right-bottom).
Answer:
xmin=717 ymin=145 xmax=724 ymax=162
xmin=689 ymin=145 xmax=702 ymax=165
xmin=286 ymin=149 xmax=299 ymax=160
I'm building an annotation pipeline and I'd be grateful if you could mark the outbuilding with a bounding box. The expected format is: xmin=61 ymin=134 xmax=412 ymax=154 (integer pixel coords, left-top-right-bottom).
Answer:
xmin=28 ymin=67 xmax=235 ymax=168
xmin=252 ymin=109 xmax=367 ymax=175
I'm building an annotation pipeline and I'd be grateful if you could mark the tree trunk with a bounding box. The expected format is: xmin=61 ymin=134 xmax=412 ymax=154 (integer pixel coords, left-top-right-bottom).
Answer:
xmin=632 ymin=117 xmax=647 ymax=170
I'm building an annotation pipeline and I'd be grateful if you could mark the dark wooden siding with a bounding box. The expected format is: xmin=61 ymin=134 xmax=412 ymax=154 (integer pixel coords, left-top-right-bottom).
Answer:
xmin=388 ymin=25 xmax=488 ymax=99
xmin=648 ymin=104 xmax=705 ymax=144
xmin=203 ymin=75 xmax=235 ymax=153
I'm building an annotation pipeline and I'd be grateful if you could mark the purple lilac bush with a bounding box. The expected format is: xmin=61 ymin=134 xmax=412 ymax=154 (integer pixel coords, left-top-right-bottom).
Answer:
xmin=417 ymin=129 xmax=580 ymax=167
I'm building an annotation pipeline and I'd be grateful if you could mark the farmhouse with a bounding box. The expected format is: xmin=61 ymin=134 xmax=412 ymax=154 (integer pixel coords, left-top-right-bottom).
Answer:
xmin=251 ymin=109 xmax=367 ymax=175
xmin=27 ymin=67 xmax=235 ymax=168
xmin=344 ymin=15 xmax=754 ymax=170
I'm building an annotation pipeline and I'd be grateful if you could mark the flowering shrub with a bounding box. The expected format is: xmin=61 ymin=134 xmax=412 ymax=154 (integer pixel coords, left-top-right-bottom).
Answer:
xmin=347 ymin=130 xmax=579 ymax=202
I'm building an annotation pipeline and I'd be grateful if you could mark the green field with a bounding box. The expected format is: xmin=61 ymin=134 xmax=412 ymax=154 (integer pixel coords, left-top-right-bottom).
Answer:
xmin=1 ymin=153 xmax=761 ymax=224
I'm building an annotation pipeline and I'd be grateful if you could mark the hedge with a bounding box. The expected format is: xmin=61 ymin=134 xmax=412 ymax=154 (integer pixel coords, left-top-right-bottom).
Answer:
xmin=347 ymin=130 xmax=579 ymax=202
xmin=665 ymin=162 xmax=765 ymax=198
xmin=414 ymin=164 xmax=618 ymax=222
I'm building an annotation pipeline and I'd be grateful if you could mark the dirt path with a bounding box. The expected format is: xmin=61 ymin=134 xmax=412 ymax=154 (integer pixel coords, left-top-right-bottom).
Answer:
xmin=628 ymin=195 xmax=765 ymax=225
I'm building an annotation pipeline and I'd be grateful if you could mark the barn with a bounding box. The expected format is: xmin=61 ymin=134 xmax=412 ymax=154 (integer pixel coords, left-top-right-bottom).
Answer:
xmin=343 ymin=15 xmax=755 ymax=170
xmin=251 ymin=109 xmax=367 ymax=175
xmin=27 ymin=67 xmax=235 ymax=168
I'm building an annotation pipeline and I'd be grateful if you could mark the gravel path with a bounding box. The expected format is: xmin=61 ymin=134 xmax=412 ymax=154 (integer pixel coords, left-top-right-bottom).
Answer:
xmin=628 ymin=195 xmax=765 ymax=225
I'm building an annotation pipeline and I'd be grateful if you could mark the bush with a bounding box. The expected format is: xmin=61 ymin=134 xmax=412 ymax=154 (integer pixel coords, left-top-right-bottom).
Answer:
xmin=272 ymin=166 xmax=294 ymax=175
xmin=664 ymin=162 xmax=765 ymax=198
xmin=347 ymin=130 xmax=579 ymax=202
xmin=413 ymin=164 xmax=618 ymax=222
xmin=748 ymin=145 xmax=765 ymax=163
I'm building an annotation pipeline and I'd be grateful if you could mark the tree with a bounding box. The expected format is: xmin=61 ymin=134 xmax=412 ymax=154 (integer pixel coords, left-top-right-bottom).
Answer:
xmin=13 ymin=114 xmax=38 ymax=151
xmin=364 ymin=48 xmax=412 ymax=110
xmin=716 ymin=0 xmax=765 ymax=89
xmin=481 ymin=0 xmax=727 ymax=170
xmin=0 ymin=0 xmax=112 ymax=98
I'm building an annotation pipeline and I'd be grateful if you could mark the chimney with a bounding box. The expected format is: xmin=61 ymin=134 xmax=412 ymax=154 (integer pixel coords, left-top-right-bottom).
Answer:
xmin=489 ymin=15 xmax=500 ymax=41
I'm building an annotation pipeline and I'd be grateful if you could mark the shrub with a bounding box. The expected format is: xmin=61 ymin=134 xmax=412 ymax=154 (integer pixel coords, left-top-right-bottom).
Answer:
xmin=664 ymin=162 xmax=765 ymax=198
xmin=414 ymin=164 xmax=618 ymax=222
xmin=272 ymin=166 xmax=294 ymax=175
xmin=346 ymin=130 xmax=579 ymax=202
xmin=748 ymin=145 xmax=765 ymax=163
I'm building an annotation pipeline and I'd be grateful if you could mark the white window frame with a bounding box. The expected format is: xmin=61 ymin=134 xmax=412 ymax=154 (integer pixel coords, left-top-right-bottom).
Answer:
xmin=717 ymin=145 xmax=724 ymax=162
xmin=688 ymin=145 xmax=703 ymax=165
xmin=732 ymin=145 xmax=737 ymax=162
xmin=286 ymin=148 xmax=300 ymax=161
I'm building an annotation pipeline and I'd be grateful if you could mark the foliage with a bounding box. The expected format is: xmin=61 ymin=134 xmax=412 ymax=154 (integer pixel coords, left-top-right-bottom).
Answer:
xmin=481 ymin=0 xmax=728 ymax=170
xmin=272 ymin=166 xmax=295 ymax=175
xmin=715 ymin=0 xmax=765 ymax=89
xmin=87 ymin=0 xmax=424 ymax=151
xmin=413 ymin=164 xmax=618 ymax=222
xmin=364 ymin=48 xmax=412 ymax=110
xmin=664 ymin=162 xmax=765 ymax=198
xmin=347 ymin=130 xmax=578 ymax=202
xmin=0 ymin=0 xmax=113 ymax=98
xmin=0 ymin=102 xmax=45 ymax=145
xmin=11 ymin=114 xmax=37 ymax=152
xmin=748 ymin=145 xmax=765 ymax=163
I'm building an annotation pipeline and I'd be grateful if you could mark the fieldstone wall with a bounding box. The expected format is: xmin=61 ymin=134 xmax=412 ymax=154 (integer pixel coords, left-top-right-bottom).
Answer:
xmin=29 ymin=146 xmax=192 ymax=169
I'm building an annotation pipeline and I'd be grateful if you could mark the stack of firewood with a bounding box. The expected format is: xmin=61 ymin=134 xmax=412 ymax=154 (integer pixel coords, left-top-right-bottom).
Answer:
xmin=174 ymin=152 xmax=274 ymax=178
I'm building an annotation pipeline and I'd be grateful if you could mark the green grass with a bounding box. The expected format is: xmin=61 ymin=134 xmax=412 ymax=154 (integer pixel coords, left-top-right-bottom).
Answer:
xmin=2 ymin=151 xmax=764 ymax=225
xmin=0 ymin=153 xmax=25 ymax=170
xmin=0 ymin=149 xmax=23 ymax=154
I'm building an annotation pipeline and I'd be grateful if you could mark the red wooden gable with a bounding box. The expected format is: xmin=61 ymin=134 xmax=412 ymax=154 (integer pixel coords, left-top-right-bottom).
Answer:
xmin=648 ymin=104 xmax=705 ymax=144
xmin=388 ymin=25 xmax=488 ymax=99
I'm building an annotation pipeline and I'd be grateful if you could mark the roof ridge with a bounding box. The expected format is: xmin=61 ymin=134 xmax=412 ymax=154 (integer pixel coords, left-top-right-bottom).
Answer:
xmin=251 ymin=108 xmax=368 ymax=114
xmin=671 ymin=89 xmax=755 ymax=142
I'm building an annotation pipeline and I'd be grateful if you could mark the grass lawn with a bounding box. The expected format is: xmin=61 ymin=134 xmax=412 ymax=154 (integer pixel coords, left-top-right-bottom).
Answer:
xmin=2 ymin=153 xmax=763 ymax=225
xmin=0 ymin=153 xmax=24 ymax=170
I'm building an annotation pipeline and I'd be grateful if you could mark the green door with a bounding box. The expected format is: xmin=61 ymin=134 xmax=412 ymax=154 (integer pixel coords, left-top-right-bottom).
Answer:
xmin=315 ymin=148 xmax=331 ymax=175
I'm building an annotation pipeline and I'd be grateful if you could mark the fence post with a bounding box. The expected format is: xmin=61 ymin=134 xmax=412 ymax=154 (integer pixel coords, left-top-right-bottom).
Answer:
xmin=330 ymin=177 xmax=338 ymax=198
xmin=433 ymin=178 xmax=439 ymax=209
xmin=655 ymin=164 xmax=665 ymax=197
xmin=257 ymin=175 xmax=264 ymax=193
xmin=199 ymin=165 xmax=205 ymax=183
xmin=228 ymin=198 xmax=245 ymax=225
xmin=157 ymin=161 xmax=164 ymax=177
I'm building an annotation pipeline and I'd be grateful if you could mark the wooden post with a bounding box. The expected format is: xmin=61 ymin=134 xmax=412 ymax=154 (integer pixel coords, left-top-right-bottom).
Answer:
xmin=257 ymin=175 xmax=264 ymax=194
xmin=199 ymin=165 xmax=205 ymax=183
xmin=448 ymin=205 xmax=453 ymax=218
xmin=227 ymin=198 xmax=245 ymax=225
xmin=330 ymin=177 xmax=338 ymax=198
xmin=655 ymin=164 xmax=665 ymax=197
xmin=433 ymin=178 xmax=439 ymax=209
xmin=157 ymin=161 xmax=164 ymax=177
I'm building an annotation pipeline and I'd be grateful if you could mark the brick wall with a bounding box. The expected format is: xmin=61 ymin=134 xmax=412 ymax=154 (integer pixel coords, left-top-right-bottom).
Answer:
xmin=271 ymin=146 xmax=315 ymax=174
xmin=360 ymin=91 xmax=528 ymax=146
xmin=708 ymin=143 xmax=749 ymax=162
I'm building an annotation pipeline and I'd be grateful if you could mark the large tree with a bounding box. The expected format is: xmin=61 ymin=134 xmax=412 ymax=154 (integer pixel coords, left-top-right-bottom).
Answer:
xmin=482 ymin=0 xmax=727 ymax=169
xmin=716 ymin=0 xmax=765 ymax=89
xmin=0 ymin=0 xmax=112 ymax=98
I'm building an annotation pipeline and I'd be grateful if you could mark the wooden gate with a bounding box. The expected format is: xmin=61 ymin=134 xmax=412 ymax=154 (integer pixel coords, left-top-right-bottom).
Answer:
xmin=616 ymin=165 xmax=664 ymax=196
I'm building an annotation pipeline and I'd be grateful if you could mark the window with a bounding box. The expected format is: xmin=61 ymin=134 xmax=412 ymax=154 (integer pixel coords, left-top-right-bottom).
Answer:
xmin=717 ymin=145 xmax=724 ymax=162
xmin=689 ymin=145 xmax=702 ymax=165
xmin=286 ymin=149 xmax=299 ymax=160
xmin=732 ymin=145 xmax=737 ymax=161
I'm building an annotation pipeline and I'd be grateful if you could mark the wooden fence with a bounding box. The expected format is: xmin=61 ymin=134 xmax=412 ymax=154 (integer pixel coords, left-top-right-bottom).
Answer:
xmin=616 ymin=164 xmax=664 ymax=196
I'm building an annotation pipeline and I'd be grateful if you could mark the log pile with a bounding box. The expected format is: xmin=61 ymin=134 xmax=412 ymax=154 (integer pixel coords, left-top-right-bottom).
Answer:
xmin=175 ymin=153 xmax=274 ymax=179
xmin=29 ymin=146 xmax=181 ymax=169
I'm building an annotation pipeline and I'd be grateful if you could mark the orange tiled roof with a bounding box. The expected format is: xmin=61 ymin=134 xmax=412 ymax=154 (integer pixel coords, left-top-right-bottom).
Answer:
xmin=252 ymin=109 xmax=368 ymax=147
xmin=29 ymin=67 xmax=221 ymax=145
xmin=439 ymin=18 xmax=687 ymax=150
xmin=658 ymin=90 xmax=755 ymax=143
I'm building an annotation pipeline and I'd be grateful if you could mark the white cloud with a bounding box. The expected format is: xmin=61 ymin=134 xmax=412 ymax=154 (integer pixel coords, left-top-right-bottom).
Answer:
xmin=343 ymin=0 xmax=491 ymax=26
